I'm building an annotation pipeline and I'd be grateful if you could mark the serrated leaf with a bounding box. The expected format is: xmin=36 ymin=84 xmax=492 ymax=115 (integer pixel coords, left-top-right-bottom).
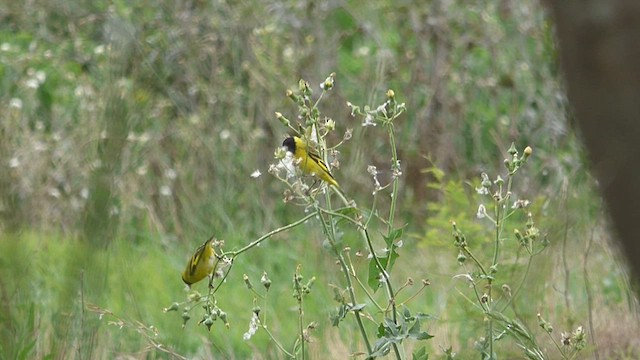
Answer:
xmin=330 ymin=305 xmax=348 ymax=327
xmin=407 ymin=318 xmax=434 ymax=341
xmin=412 ymin=346 xmax=429 ymax=360
xmin=386 ymin=248 xmax=400 ymax=272
xmin=383 ymin=226 xmax=405 ymax=247
xmin=408 ymin=318 xmax=421 ymax=336
xmin=367 ymin=256 xmax=382 ymax=291
xmin=384 ymin=317 xmax=399 ymax=336
xmin=414 ymin=312 xmax=433 ymax=321
xmin=403 ymin=307 xmax=412 ymax=319
xmin=415 ymin=331 xmax=434 ymax=341
xmin=370 ymin=337 xmax=392 ymax=357
xmin=377 ymin=322 xmax=386 ymax=338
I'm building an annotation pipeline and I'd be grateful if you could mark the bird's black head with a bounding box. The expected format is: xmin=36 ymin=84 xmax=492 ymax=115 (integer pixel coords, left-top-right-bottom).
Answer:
xmin=282 ymin=137 xmax=296 ymax=153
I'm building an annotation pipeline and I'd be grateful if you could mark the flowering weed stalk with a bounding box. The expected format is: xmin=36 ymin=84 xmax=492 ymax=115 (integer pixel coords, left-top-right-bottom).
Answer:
xmin=450 ymin=144 xmax=584 ymax=359
xmin=269 ymin=74 xmax=432 ymax=359
xmin=166 ymin=73 xmax=432 ymax=359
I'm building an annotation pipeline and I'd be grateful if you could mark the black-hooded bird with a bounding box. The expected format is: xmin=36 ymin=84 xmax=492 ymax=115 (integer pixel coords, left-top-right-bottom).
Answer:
xmin=282 ymin=136 xmax=339 ymax=188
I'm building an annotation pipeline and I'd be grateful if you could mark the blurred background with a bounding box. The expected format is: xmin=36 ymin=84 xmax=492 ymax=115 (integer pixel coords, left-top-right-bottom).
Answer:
xmin=0 ymin=0 xmax=637 ymax=358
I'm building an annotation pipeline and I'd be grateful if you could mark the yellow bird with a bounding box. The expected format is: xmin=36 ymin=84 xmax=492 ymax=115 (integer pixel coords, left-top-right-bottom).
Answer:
xmin=282 ymin=136 xmax=339 ymax=188
xmin=182 ymin=236 xmax=218 ymax=287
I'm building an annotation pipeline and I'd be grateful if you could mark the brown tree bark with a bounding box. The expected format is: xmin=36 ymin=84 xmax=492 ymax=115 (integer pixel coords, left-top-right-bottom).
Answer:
xmin=545 ymin=1 xmax=640 ymax=285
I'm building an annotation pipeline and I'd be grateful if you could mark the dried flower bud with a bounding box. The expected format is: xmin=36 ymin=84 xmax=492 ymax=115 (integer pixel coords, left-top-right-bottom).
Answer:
xmin=457 ymin=251 xmax=467 ymax=263
xmin=182 ymin=311 xmax=191 ymax=324
xmin=502 ymin=284 xmax=512 ymax=298
xmin=343 ymin=128 xmax=353 ymax=140
xmin=537 ymin=313 xmax=553 ymax=334
xmin=286 ymin=89 xmax=299 ymax=104
xmin=275 ymin=112 xmax=290 ymax=127
xmin=261 ymin=272 xmax=271 ymax=291
xmin=325 ymin=118 xmax=335 ymax=131
xmin=299 ymin=79 xmax=311 ymax=97
xmin=163 ymin=303 xmax=180 ymax=312
xmin=386 ymin=89 xmax=395 ymax=99
xmin=321 ymin=72 xmax=336 ymax=90
xmin=203 ymin=316 xmax=214 ymax=330
xmin=243 ymin=274 xmax=253 ymax=290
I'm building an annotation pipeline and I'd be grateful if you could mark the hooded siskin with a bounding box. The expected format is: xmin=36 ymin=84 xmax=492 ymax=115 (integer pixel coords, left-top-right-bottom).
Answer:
xmin=282 ymin=136 xmax=339 ymax=188
xmin=182 ymin=236 xmax=217 ymax=286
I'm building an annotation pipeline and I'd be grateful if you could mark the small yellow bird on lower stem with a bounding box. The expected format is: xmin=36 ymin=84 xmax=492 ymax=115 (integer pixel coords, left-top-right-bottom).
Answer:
xmin=182 ymin=236 xmax=218 ymax=287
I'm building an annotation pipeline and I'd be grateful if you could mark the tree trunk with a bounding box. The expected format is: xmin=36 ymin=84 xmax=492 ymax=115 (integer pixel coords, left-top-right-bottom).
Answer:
xmin=545 ymin=0 xmax=640 ymax=285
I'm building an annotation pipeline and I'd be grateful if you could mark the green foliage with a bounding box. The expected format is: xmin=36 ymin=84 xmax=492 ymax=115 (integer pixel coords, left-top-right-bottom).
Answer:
xmin=0 ymin=0 xmax=637 ymax=359
xmin=371 ymin=308 xmax=433 ymax=357
xmin=421 ymin=165 xmax=485 ymax=250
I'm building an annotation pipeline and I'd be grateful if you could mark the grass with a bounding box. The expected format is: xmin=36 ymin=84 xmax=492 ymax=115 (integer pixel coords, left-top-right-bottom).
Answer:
xmin=1 ymin=0 xmax=639 ymax=358
xmin=1 ymin=186 xmax=637 ymax=359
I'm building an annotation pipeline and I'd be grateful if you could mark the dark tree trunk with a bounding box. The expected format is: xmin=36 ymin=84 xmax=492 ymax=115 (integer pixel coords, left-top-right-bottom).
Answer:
xmin=545 ymin=0 xmax=640 ymax=286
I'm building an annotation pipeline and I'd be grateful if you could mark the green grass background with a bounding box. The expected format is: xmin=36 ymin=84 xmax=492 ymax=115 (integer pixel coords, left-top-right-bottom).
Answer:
xmin=0 ymin=0 xmax=638 ymax=358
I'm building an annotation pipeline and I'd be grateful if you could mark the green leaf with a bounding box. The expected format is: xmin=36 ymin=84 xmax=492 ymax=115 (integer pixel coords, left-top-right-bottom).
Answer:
xmin=369 ymin=337 xmax=392 ymax=357
xmin=412 ymin=346 xmax=429 ymax=360
xmin=413 ymin=312 xmax=434 ymax=321
xmin=403 ymin=307 xmax=412 ymax=319
xmin=407 ymin=318 xmax=433 ymax=340
xmin=350 ymin=303 xmax=366 ymax=311
xmin=408 ymin=318 xmax=421 ymax=336
xmin=386 ymin=247 xmax=400 ymax=272
xmin=377 ymin=322 xmax=386 ymax=338
xmin=367 ymin=247 xmax=401 ymax=291
xmin=367 ymin=256 xmax=382 ymax=291
xmin=415 ymin=331 xmax=434 ymax=341
xmin=383 ymin=225 xmax=405 ymax=247
xmin=330 ymin=305 xmax=348 ymax=327
xmin=384 ymin=317 xmax=399 ymax=336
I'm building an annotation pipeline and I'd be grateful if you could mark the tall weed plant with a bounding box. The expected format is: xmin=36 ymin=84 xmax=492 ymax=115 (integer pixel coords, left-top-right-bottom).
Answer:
xmin=165 ymin=74 xmax=433 ymax=359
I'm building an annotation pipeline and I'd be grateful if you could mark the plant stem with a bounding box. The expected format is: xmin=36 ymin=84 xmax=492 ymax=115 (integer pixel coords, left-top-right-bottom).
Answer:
xmin=386 ymin=122 xmax=400 ymax=240
xmin=500 ymin=256 xmax=533 ymax=312
xmin=331 ymin=125 xmax=403 ymax=358
xmin=259 ymin=318 xmax=295 ymax=359
xmin=316 ymin=208 xmax=373 ymax=355
xmin=487 ymin=174 xmax=514 ymax=358
xmin=230 ymin=213 xmax=315 ymax=257
xmin=298 ymin=292 xmax=305 ymax=360
xmin=462 ymin=246 xmax=489 ymax=277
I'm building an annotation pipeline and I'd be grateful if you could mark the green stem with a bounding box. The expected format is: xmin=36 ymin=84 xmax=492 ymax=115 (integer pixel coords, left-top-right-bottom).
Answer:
xmin=318 ymin=208 xmax=363 ymax=229
xmin=489 ymin=320 xmax=494 ymax=358
xmin=500 ymin=256 xmax=534 ymax=312
xmin=386 ymin=123 xmax=399 ymax=238
xmin=316 ymin=208 xmax=373 ymax=355
xmin=259 ymin=317 xmax=295 ymax=359
xmin=487 ymin=175 xmax=514 ymax=358
xmin=462 ymin=246 xmax=489 ymax=277
xmin=317 ymin=127 xmax=375 ymax=354
xmin=298 ymin=292 xmax=305 ymax=360
xmin=229 ymin=213 xmax=315 ymax=257
xmin=331 ymin=127 xmax=402 ymax=359
xmin=383 ymin=121 xmax=403 ymax=360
